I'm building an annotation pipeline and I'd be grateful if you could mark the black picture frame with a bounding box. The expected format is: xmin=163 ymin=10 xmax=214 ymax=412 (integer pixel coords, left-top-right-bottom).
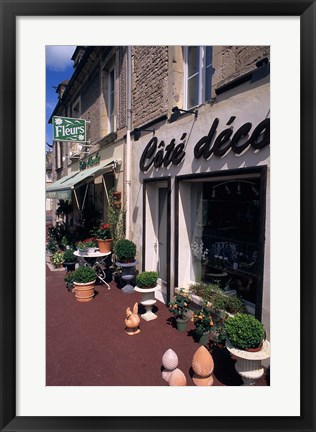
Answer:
xmin=0 ymin=1 xmax=315 ymax=431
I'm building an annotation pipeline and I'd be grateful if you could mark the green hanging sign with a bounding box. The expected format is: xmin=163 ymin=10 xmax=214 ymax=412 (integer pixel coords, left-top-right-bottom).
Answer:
xmin=52 ymin=116 xmax=87 ymax=142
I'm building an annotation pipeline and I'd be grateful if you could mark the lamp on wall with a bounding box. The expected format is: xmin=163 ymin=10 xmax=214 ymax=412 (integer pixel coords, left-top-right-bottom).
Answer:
xmin=169 ymin=106 xmax=198 ymax=123
xmin=133 ymin=127 xmax=155 ymax=141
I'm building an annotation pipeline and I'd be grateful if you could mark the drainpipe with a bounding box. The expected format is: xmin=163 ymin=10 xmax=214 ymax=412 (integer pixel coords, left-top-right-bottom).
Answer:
xmin=125 ymin=46 xmax=132 ymax=239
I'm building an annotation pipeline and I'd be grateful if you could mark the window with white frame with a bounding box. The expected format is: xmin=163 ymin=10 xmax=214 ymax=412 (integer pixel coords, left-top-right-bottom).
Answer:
xmin=184 ymin=46 xmax=213 ymax=109
xmin=107 ymin=66 xmax=116 ymax=133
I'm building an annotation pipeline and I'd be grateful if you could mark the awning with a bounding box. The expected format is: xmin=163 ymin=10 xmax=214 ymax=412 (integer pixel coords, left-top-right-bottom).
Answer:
xmin=46 ymin=161 xmax=115 ymax=200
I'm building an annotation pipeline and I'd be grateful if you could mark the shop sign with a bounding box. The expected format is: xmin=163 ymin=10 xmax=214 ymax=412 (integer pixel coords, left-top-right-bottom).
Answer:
xmin=52 ymin=116 xmax=87 ymax=142
xmin=79 ymin=153 xmax=100 ymax=171
xmin=139 ymin=117 xmax=270 ymax=172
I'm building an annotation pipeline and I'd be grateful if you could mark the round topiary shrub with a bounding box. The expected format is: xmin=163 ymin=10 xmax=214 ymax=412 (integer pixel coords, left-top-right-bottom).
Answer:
xmin=63 ymin=249 xmax=77 ymax=263
xmin=114 ymin=239 xmax=136 ymax=261
xmin=72 ymin=266 xmax=97 ymax=284
xmin=224 ymin=313 xmax=265 ymax=350
xmin=136 ymin=271 xmax=158 ymax=288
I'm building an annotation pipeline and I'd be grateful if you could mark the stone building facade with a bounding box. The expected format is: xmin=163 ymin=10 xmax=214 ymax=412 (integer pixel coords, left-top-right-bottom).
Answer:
xmin=47 ymin=45 xmax=270 ymax=334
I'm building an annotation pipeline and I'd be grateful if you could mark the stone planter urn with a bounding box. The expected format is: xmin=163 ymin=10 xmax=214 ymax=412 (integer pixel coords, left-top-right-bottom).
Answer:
xmin=134 ymin=285 xmax=158 ymax=321
xmin=226 ymin=338 xmax=270 ymax=386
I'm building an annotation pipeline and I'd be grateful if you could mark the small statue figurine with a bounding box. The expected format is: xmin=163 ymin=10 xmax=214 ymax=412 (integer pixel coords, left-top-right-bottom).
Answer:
xmin=125 ymin=302 xmax=141 ymax=335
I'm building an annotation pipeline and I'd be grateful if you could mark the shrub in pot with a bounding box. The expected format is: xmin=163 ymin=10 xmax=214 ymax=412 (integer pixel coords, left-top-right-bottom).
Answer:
xmin=168 ymin=288 xmax=190 ymax=331
xmin=224 ymin=313 xmax=265 ymax=351
xmin=64 ymin=270 xmax=76 ymax=292
xmin=114 ymin=239 xmax=136 ymax=262
xmin=192 ymin=302 xmax=214 ymax=344
xmin=63 ymin=248 xmax=77 ymax=272
xmin=72 ymin=266 xmax=97 ymax=302
xmin=136 ymin=271 xmax=158 ymax=288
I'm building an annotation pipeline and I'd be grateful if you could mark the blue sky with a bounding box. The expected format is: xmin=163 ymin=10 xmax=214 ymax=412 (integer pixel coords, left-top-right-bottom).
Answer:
xmin=46 ymin=46 xmax=76 ymax=149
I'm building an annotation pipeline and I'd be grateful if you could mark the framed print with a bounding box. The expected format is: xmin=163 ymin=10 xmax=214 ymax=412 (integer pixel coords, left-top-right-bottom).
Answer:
xmin=1 ymin=0 xmax=315 ymax=431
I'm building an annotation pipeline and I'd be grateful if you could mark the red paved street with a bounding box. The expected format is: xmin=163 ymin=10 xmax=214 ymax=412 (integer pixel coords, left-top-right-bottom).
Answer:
xmin=46 ymin=265 xmax=268 ymax=386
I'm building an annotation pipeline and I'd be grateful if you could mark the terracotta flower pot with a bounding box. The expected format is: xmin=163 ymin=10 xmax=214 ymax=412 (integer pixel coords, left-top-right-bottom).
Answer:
xmin=97 ymin=239 xmax=113 ymax=253
xmin=73 ymin=280 xmax=96 ymax=302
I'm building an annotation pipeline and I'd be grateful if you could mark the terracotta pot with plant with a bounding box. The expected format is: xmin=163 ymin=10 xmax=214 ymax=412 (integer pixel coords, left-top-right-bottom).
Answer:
xmin=192 ymin=302 xmax=214 ymax=345
xmin=92 ymin=223 xmax=113 ymax=253
xmin=224 ymin=313 xmax=265 ymax=352
xmin=114 ymin=239 xmax=137 ymax=263
xmin=168 ymin=289 xmax=191 ymax=332
xmin=72 ymin=266 xmax=97 ymax=302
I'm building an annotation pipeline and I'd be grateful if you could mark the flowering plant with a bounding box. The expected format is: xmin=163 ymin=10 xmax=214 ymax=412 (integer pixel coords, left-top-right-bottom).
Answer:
xmin=92 ymin=223 xmax=112 ymax=240
xmin=52 ymin=250 xmax=64 ymax=267
xmin=168 ymin=288 xmax=190 ymax=319
xmin=192 ymin=303 xmax=214 ymax=338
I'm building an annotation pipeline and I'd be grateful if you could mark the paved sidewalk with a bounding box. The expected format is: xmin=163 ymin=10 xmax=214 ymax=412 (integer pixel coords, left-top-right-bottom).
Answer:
xmin=46 ymin=265 xmax=268 ymax=386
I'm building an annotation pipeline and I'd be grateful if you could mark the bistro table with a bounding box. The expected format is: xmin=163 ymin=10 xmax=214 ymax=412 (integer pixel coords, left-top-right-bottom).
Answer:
xmin=74 ymin=250 xmax=111 ymax=289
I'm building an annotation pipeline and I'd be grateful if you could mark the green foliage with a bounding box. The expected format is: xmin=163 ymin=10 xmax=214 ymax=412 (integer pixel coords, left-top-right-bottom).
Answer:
xmin=114 ymin=239 xmax=136 ymax=260
xmin=76 ymin=241 xmax=88 ymax=251
xmin=168 ymin=289 xmax=190 ymax=319
xmin=84 ymin=240 xmax=97 ymax=248
xmin=52 ymin=251 xmax=64 ymax=267
xmin=46 ymin=237 xmax=59 ymax=254
xmin=64 ymin=271 xmax=76 ymax=283
xmin=189 ymin=282 xmax=246 ymax=315
xmin=189 ymin=282 xmax=221 ymax=302
xmin=136 ymin=271 xmax=158 ymax=288
xmin=192 ymin=303 xmax=214 ymax=338
xmin=63 ymin=249 xmax=77 ymax=263
xmin=224 ymin=313 xmax=265 ymax=350
xmin=212 ymin=294 xmax=246 ymax=314
xmin=107 ymin=188 xmax=126 ymax=244
xmin=91 ymin=223 xmax=112 ymax=240
xmin=72 ymin=266 xmax=97 ymax=284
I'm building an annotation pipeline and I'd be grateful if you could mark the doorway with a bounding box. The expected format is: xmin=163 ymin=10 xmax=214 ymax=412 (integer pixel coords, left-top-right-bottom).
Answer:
xmin=143 ymin=178 xmax=171 ymax=304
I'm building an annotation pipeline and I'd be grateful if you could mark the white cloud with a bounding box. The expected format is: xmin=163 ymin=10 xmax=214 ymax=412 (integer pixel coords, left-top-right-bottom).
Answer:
xmin=46 ymin=45 xmax=76 ymax=71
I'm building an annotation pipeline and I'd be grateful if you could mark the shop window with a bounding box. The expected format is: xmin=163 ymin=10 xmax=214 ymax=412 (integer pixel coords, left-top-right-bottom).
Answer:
xmin=179 ymin=173 xmax=265 ymax=314
xmin=184 ymin=46 xmax=214 ymax=109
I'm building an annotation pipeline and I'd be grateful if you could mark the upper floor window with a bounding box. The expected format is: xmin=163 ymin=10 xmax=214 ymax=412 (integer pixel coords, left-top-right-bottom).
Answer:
xmin=184 ymin=46 xmax=213 ymax=109
xmin=107 ymin=66 xmax=116 ymax=133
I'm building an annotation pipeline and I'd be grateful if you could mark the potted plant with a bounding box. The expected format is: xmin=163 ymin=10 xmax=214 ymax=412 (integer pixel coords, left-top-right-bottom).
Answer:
xmin=52 ymin=250 xmax=64 ymax=269
xmin=136 ymin=271 xmax=158 ymax=288
xmin=72 ymin=266 xmax=97 ymax=302
xmin=76 ymin=241 xmax=88 ymax=255
xmin=192 ymin=302 xmax=214 ymax=345
xmin=168 ymin=289 xmax=191 ymax=331
xmin=92 ymin=223 xmax=113 ymax=253
xmin=114 ymin=239 xmax=136 ymax=263
xmin=224 ymin=313 xmax=265 ymax=352
xmin=64 ymin=270 xmax=76 ymax=292
xmin=83 ymin=239 xmax=97 ymax=254
xmin=62 ymin=248 xmax=77 ymax=272
xmin=134 ymin=271 xmax=159 ymax=321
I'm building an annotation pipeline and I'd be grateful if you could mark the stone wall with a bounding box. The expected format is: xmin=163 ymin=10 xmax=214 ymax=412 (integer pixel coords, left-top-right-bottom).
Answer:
xmin=213 ymin=46 xmax=270 ymax=90
xmin=81 ymin=66 xmax=101 ymax=145
xmin=132 ymin=46 xmax=169 ymax=128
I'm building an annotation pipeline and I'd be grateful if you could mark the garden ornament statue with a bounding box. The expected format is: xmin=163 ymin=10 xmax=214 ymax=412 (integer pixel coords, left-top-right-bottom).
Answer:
xmin=124 ymin=302 xmax=141 ymax=335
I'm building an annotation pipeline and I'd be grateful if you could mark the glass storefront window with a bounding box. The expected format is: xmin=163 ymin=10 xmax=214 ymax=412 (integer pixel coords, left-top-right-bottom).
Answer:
xmin=180 ymin=174 xmax=263 ymax=312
